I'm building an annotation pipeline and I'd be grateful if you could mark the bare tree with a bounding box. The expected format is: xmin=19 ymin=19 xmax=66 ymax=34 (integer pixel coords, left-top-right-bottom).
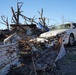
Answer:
xmin=0 ymin=15 xmax=9 ymax=30
xmin=38 ymin=8 xmax=46 ymax=26
xmin=11 ymin=2 xmax=23 ymax=25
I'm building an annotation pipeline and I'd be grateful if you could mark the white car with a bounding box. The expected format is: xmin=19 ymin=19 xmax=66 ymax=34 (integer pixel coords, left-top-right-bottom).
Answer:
xmin=39 ymin=22 xmax=76 ymax=46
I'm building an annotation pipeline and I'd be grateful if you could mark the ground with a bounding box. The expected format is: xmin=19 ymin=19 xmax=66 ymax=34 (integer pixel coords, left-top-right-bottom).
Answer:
xmin=55 ymin=45 xmax=76 ymax=75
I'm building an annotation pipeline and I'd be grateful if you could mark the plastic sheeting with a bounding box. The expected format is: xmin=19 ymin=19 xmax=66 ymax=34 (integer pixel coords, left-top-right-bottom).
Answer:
xmin=37 ymin=22 xmax=49 ymax=32
xmin=55 ymin=43 xmax=66 ymax=62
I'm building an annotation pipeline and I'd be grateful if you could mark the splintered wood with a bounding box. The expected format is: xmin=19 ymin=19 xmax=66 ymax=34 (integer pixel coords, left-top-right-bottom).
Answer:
xmin=18 ymin=34 xmax=66 ymax=75
xmin=5 ymin=31 xmax=66 ymax=75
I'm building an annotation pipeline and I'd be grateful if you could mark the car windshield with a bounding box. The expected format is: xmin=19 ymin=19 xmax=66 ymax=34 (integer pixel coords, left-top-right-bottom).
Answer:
xmin=51 ymin=24 xmax=71 ymax=30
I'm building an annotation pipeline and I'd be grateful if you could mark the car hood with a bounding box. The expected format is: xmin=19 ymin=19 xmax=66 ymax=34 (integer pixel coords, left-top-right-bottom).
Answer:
xmin=40 ymin=29 xmax=68 ymax=38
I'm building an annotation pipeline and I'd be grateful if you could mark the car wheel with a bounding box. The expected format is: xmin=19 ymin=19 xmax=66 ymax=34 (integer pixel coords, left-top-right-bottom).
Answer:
xmin=69 ymin=34 xmax=74 ymax=46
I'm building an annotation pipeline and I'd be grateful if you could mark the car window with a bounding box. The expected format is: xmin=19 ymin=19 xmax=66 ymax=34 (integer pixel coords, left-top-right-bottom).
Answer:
xmin=63 ymin=24 xmax=71 ymax=29
xmin=50 ymin=24 xmax=71 ymax=30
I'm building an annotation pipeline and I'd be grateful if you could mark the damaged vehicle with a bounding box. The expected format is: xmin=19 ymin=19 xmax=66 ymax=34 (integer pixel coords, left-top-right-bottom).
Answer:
xmin=39 ymin=22 xmax=76 ymax=46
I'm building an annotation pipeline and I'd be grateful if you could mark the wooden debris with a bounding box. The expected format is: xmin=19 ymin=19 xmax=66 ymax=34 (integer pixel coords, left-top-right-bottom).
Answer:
xmin=6 ymin=27 xmax=66 ymax=75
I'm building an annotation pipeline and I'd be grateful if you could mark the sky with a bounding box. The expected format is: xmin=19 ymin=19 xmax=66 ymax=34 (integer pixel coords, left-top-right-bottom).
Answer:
xmin=0 ymin=0 xmax=76 ymax=29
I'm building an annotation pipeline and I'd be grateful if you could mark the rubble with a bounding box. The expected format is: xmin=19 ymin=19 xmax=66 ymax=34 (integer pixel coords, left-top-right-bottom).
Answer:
xmin=28 ymin=37 xmax=66 ymax=74
xmin=0 ymin=26 xmax=67 ymax=75
xmin=5 ymin=27 xmax=66 ymax=75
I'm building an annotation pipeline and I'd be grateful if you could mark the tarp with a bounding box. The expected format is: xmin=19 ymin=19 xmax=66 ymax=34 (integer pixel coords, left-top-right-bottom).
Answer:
xmin=37 ymin=22 xmax=49 ymax=32
xmin=37 ymin=22 xmax=44 ymax=30
xmin=55 ymin=43 xmax=66 ymax=62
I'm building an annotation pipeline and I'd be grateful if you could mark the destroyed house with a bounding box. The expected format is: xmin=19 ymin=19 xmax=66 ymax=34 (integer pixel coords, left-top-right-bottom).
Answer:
xmin=0 ymin=29 xmax=10 ymax=34
xmin=10 ymin=24 xmax=36 ymax=31
xmin=10 ymin=24 xmax=37 ymax=33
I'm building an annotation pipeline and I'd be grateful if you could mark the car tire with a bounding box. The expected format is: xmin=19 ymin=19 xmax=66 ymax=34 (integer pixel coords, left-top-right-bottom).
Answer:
xmin=68 ymin=34 xmax=74 ymax=46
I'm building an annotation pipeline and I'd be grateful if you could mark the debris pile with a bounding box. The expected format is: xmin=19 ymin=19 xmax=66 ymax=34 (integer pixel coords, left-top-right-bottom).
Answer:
xmin=6 ymin=28 xmax=66 ymax=75
xmin=4 ymin=25 xmax=65 ymax=75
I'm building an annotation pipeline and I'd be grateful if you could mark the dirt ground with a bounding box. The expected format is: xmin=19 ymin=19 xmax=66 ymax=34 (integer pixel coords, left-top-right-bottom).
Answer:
xmin=56 ymin=44 xmax=76 ymax=75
